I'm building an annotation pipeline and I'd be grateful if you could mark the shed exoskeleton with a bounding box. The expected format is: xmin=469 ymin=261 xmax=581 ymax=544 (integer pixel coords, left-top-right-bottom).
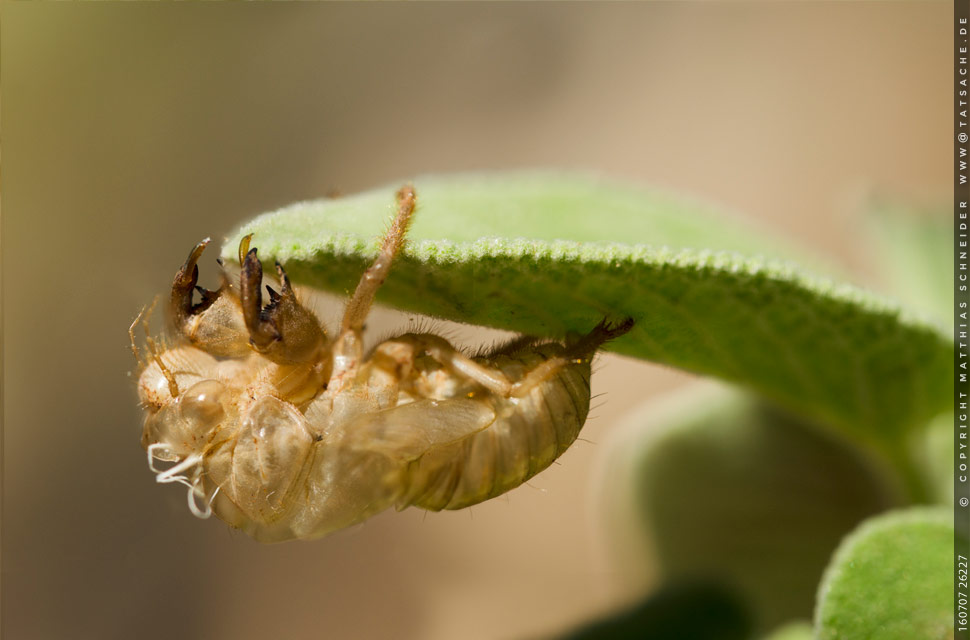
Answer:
xmin=132 ymin=185 xmax=633 ymax=542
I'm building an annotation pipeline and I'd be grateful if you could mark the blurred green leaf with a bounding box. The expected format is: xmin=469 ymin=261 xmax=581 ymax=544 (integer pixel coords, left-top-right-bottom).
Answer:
xmin=596 ymin=384 xmax=900 ymax=633
xmin=815 ymin=507 xmax=955 ymax=639
xmin=922 ymin=412 xmax=954 ymax=505
xmin=761 ymin=621 xmax=814 ymax=640
xmin=222 ymin=172 xmax=951 ymax=480
xmin=564 ymin=582 xmax=751 ymax=640
xmin=864 ymin=202 xmax=953 ymax=506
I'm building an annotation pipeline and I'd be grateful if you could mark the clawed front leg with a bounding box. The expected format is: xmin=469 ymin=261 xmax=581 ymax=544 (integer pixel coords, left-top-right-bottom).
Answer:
xmin=171 ymin=238 xmax=218 ymax=335
xmin=239 ymin=235 xmax=327 ymax=365
xmin=168 ymin=238 xmax=250 ymax=358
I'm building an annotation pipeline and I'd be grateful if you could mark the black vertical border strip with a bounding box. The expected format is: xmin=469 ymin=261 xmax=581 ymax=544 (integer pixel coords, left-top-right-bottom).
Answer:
xmin=956 ymin=0 xmax=970 ymax=635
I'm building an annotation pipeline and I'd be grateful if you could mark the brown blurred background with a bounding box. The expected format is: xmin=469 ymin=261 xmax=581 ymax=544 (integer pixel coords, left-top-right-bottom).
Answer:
xmin=2 ymin=3 xmax=948 ymax=639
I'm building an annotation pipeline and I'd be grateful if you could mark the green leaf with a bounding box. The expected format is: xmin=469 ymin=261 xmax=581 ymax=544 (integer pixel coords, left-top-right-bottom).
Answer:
xmin=595 ymin=383 xmax=900 ymax=633
xmin=865 ymin=199 xmax=950 ymax=327
xmin=222 ymin=172 xmax=951 ymax=468
xmin=815 ymin=507 xmax=955 ymax=640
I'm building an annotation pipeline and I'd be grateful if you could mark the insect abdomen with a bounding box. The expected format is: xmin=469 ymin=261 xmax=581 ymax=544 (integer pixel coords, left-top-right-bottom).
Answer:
xmin=400 ymin=345 xmax=592 ymax=511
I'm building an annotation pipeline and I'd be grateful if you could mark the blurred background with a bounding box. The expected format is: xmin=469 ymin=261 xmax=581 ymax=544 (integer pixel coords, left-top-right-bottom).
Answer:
xmin=3 ymin=3 xmax=948 ymax=639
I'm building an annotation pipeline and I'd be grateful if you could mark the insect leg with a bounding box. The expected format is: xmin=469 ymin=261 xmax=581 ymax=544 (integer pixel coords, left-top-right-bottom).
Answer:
xmin=507 ymin=318 xmax=634 ymax=397
xmin=129 ymin=305 xmax=149 ymax=367
xmin=394 ymin=334 xmax=515 ymax=396
xmin=340 ymin=185 xmax=417 ymax=335
xmin=484 ymin=334 xmax=541 ymax=357
xmin=239 ymin=240 xmax=327 ymax=364
xmin=564 ymin=317 xmax=635 ymax=358
xmin=396 ymin=319 xmax=633 ymax=398
xmin=171 ymin=238 xmax=214 ymax=334
xmin=131 ymin=296 xmax=180 ymax=397
xmin=169 ymin=238 xmax=252 ymax=358
xmin=145 ymin=336 xmax=181 ymax=399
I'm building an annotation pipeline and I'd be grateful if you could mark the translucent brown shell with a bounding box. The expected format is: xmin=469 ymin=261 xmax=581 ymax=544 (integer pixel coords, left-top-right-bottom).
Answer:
xmin=132 ymin=185 xmax=633 ymax=542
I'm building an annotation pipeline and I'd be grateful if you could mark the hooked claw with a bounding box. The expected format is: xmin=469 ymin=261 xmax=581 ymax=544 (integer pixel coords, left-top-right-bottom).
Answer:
xmin=171 ymin=238 xmax=222 ymax=331
xmin=239 ymin=239 xmax=326 ymax=364
xmin=169 ymin=237 xmax=249 ymax=358
xmin=240 ymin=246 xmax=280 ymax=351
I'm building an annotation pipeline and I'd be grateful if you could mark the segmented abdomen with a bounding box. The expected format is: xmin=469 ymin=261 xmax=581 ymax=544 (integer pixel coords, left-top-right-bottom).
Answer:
xmin=400 ymin=344 xmax=592 ymax=511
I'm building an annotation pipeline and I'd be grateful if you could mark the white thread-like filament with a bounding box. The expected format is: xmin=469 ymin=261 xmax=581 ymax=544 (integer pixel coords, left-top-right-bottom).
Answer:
xmin=147 ymin=444 xmax=219 ymax=520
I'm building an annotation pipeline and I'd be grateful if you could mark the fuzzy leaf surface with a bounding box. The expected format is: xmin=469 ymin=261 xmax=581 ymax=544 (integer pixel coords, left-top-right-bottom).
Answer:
xmin=814 ymin=507 xmax=955 ymax=640
xmin=223 ymin=172 xmax=951 ymax=447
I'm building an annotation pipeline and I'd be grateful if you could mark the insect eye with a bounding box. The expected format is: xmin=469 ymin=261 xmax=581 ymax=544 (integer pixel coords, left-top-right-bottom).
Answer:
xmin=177 ymin=379 xmax=227 ymax=426
xmin=142 ymin=380 xmax=228 ymax=458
